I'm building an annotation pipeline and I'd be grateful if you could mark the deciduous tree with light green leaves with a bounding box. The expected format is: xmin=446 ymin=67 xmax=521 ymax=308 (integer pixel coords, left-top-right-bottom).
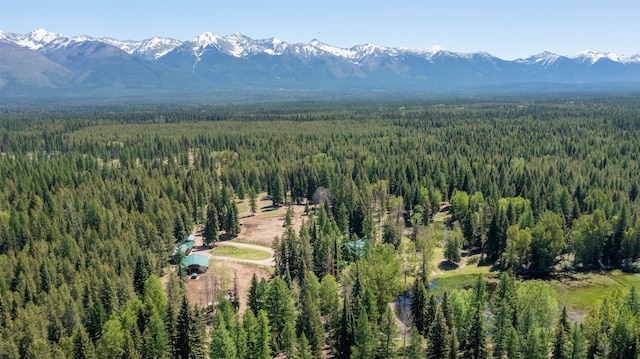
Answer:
xmin=531 ymin=211 xmax=565 ymax=271
xmin=502 ymin=224 xmax=532 ymax=271
xmin=571 ymin=209 xmax=612 ymax=268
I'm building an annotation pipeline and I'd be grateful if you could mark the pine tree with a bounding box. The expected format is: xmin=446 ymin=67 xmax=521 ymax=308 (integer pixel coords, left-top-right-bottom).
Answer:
xmin=444 ymin=227 xmax=462 ymax=263
xmin=441 ymin=292 xmax=454 ymax=330
xmin=247 ymin=274 xmax=267 ymax=314
xmin=522 ymin=327 xmax=546 ymax=359
xmin=133 ymin=255 xmax=151 ymax=296
xmin=99 ymin=275 xmax=119 ymax=317
xmin=409 ymin=278 xmax=427 ymax=334
xmin=609 ymin=313 xmax=636 ymax=359
xmin=235 ymin=317 xmax=249 ymax=359
xmin=242 ymin=309 xmax=258 ymax=359
xmin=492 ymin=273 xmax=517 ymax=358
xmin=272 ymin=174 xmax=284 ymax=207
xmin=441 ymin=293 xmax=459 ymax=359
xmin=248 ymin=188 xmax=258 ymax=216
xmin=624 ymin=286 xmax=639 ymax=315
xmin=493 ymin=296 xmax=513 ymax=358
xmin=351 ymin=306 xmax=375 ymax=359
xmin=265 ymin=277 xmax=296 ymax=352
xmin=569 ymin=323 xmax=586 ymax=359
xmin=144 ymin=275 xmax=169 ymax=316
xmin=165 ymin=299 xmax=178 ymax=359
xmin=504 ymin=325 xmax=520 ymax=359
xmin=255 ymin=310 xmax=272 ymax=359
xmin=447 ymin=329 xmax=459 ymax=359
xmin=361 ymin=288 xmax=380 ymax=327
xmin=203 ymin=205 xmax=219 ymax=246
xmin=72 ymin=325 xmax=96 ymax=359
xmin=142 ymin=308 xmax=168 ymax=359
xmin=176 ymin=298 xmax=190 ymax=359
xmin=426 ymin=304 xmax=449 ymax=359
xmin=284 ymin=205 xmax=294 ymax=228
xmin=406 ymin=327 xmax=424 ymax=359
xmin=123 ymin=331 xmax=141 ymax=359
xmin=282 ymin=321 xmax=298 ymax=359
xmin=552 ymin=306 xmax=571 ymax=359
xmin=189 ymin=307 xmax=207 ymax=359
xmin=298 ymin=333 xmax=314 ymax=359
xmin=466 ymin=301 xmax=487 ymax=359
xmin=424 ymin=295 xmax=437 ymax=338
xmin=237 ymin=181 xmax=246 ymax=200
xmin=228 ymin=201 xmax=240 ymax=237
xmin=378 ymin=306 xmax=399 ymax=359
xmin=209 ymin=312 xmax=236 ymax=359
xmin=296 ymin=288 xmax=325 ymax=359
xmin=337 ymin=298 xmax=355 ymax=359
xmin=87 ymin=298 xmax=107 ymax=343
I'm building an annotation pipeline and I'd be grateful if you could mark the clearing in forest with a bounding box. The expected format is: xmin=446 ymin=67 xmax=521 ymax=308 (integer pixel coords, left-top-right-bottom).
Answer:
xmin=182 ymin=193 xmax=307 ymax=312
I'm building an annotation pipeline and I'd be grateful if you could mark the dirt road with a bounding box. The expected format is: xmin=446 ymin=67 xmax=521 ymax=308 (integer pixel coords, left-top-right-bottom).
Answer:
xmin=189 ymin=226 xmax=275 ymax=268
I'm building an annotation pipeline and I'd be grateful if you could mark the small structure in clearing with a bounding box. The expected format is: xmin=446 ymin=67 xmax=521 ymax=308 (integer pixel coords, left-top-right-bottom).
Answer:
xmin=172 ymin=235 xmax=196 ymax=258
xmin=181 ymin=253 xmax=210 ymax=275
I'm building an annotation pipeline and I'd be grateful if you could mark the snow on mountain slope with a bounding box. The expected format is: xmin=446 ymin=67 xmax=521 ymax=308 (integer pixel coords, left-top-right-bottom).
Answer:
xmin=516 ymin=51 xmax=563 ymax=66
xmin=14 ymin=28 xmax=64 ymax=50
xmin=568 ymin=50 xmax=640 ymax=64
xmin=134 ymin=37 xmax=182 ymax=60
xmin=3 ymin=28 xmax=639 ymax=69
xmin=0 ymin=29 xmax=180 ymax=60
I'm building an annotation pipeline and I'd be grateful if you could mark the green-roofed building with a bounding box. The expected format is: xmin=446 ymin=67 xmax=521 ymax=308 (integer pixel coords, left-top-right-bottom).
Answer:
xmin=181 ymin=253 xmax=210 ymax=274
xmin=343 ymin=239 xmax=370 ymax=260
xmin=173 ymin=240 xmax=194 ymax=257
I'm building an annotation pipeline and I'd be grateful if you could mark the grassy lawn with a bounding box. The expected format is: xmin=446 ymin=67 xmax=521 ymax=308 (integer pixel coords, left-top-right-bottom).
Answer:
xmin=258 ymin=209 xmax=286 ymax=218
xmin=429 ymin=240 xmax=640 ymax=319
xmin=551 ymin=270 xmax=640 ymax=312
xmin=211 ymin=245 xmax=271 ymax=260
xmin=236 ymin=191 xmax=271 ymax=216
xmin=430 ymin=246 xmax=499 ymax=296
xmin=236 ymin=198 xmax=249 ymax=214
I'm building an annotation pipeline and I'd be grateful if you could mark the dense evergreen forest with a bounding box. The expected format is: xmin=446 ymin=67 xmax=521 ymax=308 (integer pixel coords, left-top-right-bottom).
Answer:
xmin=1 ymin=97 xmax=640 ymax=358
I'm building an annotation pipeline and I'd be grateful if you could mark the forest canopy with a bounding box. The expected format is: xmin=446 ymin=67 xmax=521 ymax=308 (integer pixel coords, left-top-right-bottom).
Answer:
xmin=1 ymin=97 xmax=639 ymax=358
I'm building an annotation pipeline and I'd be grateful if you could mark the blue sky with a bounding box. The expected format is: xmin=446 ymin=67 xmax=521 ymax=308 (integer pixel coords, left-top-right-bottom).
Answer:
xmin=1 ymin=0 xmax=638 ymax=60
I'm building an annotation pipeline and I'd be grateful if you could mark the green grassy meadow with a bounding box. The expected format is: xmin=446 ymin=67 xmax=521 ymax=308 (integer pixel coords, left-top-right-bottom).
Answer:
xmin=211 ymin=245 xmax=271 ymax=260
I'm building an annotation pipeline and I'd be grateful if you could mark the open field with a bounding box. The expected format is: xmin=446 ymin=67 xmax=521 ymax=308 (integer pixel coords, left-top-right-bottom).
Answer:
xmin=551 ymin=270 xmax=640 ymax=314
xmin=185 ymin=261 xmax=271 ymax=314
xmin=427 ymin=221 xmax=640 ymax=321
xmin=235 ymin=195 xmax=307 ymax=246
xmin=182 ymin=192 xmax=307 ymax=312
xmin=210 ymin=244 xmax=272 ymax=260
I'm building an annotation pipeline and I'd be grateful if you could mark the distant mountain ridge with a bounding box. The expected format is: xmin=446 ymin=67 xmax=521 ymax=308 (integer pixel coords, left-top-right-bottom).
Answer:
xmin=1 ymin=28 xmax=639 ymax=98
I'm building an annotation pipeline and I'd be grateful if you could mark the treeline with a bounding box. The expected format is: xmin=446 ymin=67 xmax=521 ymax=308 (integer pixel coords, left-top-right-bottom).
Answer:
xmin=1 ymin=97 xmax=640 ymax=357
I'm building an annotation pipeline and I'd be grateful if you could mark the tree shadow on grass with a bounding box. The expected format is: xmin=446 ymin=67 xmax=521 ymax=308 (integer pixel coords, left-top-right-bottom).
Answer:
xmin=438 ymin=260 xmax=460 ymax=271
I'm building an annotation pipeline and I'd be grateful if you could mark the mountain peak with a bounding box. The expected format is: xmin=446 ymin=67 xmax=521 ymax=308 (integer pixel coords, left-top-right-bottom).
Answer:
xmin=2 ymin=29 xmax=639 ymax=96
xmin=29 ymin=28 xmax=60 ymax=41
xmin=226 ymin=32 xmax=248 ymax=41
xmin=194 ymin=32 xmax=223 ymax=47
xmin=568 ymin=50 xmax=639 ymax=64
xmin=517 ymin=51 xmax=562 ymax=66
xmin=18 ymin=28 xmax=63 ymax=49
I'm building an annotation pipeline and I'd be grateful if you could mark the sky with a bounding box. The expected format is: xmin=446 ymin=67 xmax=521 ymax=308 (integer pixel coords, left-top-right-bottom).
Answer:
xmin=1 ymin=0 xmax=638 ymax=60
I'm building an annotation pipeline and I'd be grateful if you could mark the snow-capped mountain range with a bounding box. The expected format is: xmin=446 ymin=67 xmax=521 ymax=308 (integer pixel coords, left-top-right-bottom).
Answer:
xmin=1 ymin=28 xmax=639 ymax=98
